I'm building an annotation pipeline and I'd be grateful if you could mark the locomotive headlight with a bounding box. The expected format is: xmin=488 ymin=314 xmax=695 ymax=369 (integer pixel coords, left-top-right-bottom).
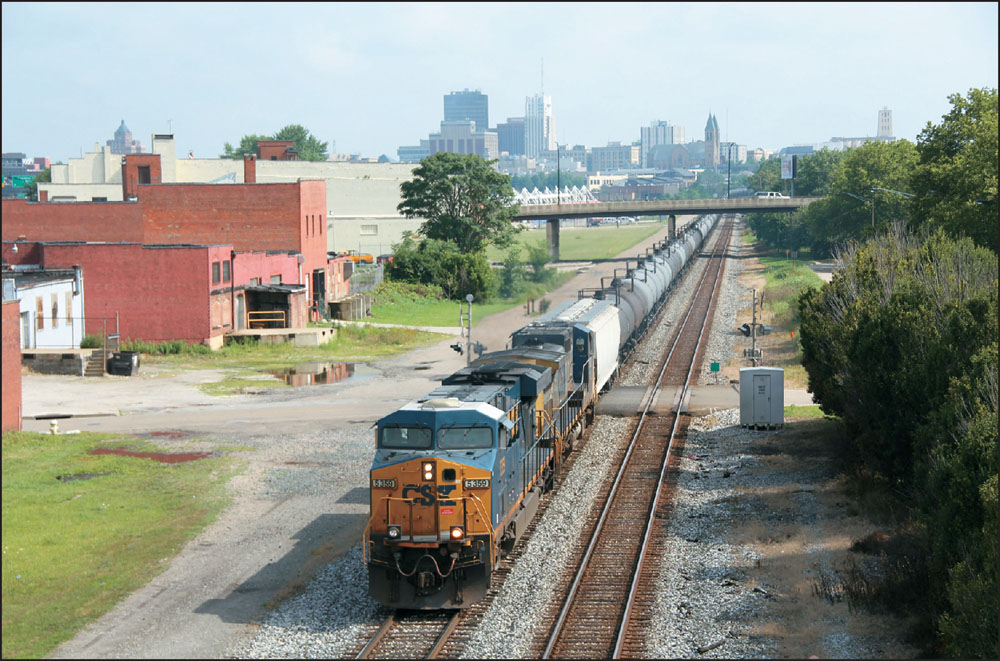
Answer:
xmin=422 ymin=462 xmax=434 ymax=481
xmin=450 ymin=525 xmax=465 ymax=541
xmin=387 ymin=524 xmax=401 ymax=540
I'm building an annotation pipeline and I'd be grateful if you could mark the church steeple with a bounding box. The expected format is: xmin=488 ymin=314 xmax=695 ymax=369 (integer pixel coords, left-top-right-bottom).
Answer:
xmin=704 ymin=113 xmax=720 ymax=168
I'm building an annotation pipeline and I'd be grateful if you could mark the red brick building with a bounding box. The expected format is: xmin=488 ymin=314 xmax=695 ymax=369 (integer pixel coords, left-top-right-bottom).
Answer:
xmin=3 ymin=156 xmax=334 ymax=325
xmin=4 ymin=241 xmax=308 ymax=346
xmin=2 ymin=297 xmax=22 ymax=432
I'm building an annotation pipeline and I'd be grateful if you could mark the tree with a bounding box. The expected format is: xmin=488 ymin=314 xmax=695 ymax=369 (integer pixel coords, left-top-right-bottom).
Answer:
xmin=220 ymin=124 xmax=328 ymax=161
xmin=273 ymin=124 xmax=328 ymax=161
xmin=910 ymin=87 xmax=998 ymax=253
xmin=792 ymin=148 xmax=847 ymax=196
xmin=799 ymin=139 xmax=918 ymax=254
xmin=398 ymin=152 xmax=520 ymax=253
xmin=386 ymin=235 xmax=497 ymax=300
xmin=24 ymin=167 xmax=50 ymax=201
xmin=221 ymin=134 xmax=270 ymax=159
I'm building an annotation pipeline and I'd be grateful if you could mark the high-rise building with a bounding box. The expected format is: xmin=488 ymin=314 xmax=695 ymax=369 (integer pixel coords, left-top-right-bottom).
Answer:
xmin=524 ymin=94 xmax=555 ymax=158
xmin=704 ymin=114 xmax=720 ymax=168
xmin=444 ymin=89 xmax=488 ymax=132
xmin=640 ymin=121 xmax=679 ymax=167
xmin=107 ymin=120 xmax=143 ymax=155
xmin=427 ymin=121 xmax=498 ymax=160
xmin=590 ymin=142 xmax=640 ymax=172
xmin=877 ymin=107 xmax=893 ymax=138
xmin=496 ymin=117 xmax=526 ymax=156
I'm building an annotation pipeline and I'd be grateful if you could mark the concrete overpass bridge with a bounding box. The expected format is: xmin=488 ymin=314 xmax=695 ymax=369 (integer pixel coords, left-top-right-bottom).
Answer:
xmin=512 ymin=196 xmax=822 ymax=257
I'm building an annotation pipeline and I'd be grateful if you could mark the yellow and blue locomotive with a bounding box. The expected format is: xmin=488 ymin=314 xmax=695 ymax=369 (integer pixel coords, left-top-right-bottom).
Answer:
xmin=364 ymin=215 xmax=719 ymax=609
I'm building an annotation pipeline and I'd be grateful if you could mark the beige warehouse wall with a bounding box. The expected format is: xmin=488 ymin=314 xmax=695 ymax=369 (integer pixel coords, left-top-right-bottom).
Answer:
xmin=255 ymin=161 xmax=417 ymax=216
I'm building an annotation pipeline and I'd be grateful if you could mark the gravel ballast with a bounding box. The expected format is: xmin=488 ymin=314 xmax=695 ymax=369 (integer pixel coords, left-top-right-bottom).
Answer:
xmin=232 ymin=217 xmax=915 ymax=659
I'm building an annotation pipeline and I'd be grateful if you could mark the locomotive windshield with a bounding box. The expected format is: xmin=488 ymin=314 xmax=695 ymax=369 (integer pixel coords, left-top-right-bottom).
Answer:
xmin=379 ymin=426 xmax=432 ymax=449
xmin=437 ymin=426 xmax=493 ymax=449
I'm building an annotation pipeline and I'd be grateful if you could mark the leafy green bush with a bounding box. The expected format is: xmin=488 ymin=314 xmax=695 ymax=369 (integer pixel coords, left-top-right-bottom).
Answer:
xmin=373 ymin=280 xmax=445 ymax=306
xmin=524 ymin=241 xmax=557 ymax=285
xmin=80 ymin=334 xmax=102 ymax=349
xmin=386 ymin=236 xmax=497 ymax=301
xmin=119 ymin=339 xmax=212 ymax=355
xmin=798 ymin=224 xmax=998 ymax=656
xmin=497 ymin=247 xmax=527 ymax=299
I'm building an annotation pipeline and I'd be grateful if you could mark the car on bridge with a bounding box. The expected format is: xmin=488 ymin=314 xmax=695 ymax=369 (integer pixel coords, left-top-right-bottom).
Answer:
xmin=756 ymin=191 xmax=789 ymax=199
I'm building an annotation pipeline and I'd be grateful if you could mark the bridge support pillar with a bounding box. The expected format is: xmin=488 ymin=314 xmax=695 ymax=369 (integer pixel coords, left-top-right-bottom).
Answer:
xmin=546 ymin=218 xmax=560 ymax=260
xmin=668 ymin=214 xmax=676 ymax=239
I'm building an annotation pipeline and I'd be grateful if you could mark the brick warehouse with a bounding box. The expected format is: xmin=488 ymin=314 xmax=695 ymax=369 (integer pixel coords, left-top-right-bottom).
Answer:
xmin=2 ymin=295 xmax=22 ymax=432
xmin=4 ymin=241 xmax=313 ymax=346
xmin=2 ymin=154 xmax=345 ymax=342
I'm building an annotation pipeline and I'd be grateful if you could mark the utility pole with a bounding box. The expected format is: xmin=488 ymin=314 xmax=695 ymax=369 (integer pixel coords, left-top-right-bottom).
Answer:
xmin=464 ymin=294 xmax=473 ymax=366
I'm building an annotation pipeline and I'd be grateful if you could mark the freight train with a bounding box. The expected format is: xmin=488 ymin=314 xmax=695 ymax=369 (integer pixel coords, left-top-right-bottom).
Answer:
xmin=363 ymin=214 xmax=719 ymax=609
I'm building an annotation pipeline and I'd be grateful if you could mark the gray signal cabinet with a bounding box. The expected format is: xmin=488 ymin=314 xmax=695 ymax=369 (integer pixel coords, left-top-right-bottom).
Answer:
xmin=740 ymin=367 xmax=784 ymax=429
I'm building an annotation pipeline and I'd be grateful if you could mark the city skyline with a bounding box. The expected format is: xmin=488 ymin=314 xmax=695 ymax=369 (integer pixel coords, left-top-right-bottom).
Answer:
xmin=2 ymin=2 xmax=997 ymax=164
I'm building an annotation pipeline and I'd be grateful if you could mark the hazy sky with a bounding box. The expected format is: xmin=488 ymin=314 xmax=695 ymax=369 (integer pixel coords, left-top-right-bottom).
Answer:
xmin=3 ymin=2 xmax=997 ymax=164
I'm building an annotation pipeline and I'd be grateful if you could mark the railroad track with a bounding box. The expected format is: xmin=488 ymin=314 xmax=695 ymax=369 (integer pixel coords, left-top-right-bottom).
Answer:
xmin=540 ymin=216 xmax=734 ymax=659
xmin=349 ymin=216 xmax=733 ymax=659
xmin=353 ymin=610 xmax=458 ymax=659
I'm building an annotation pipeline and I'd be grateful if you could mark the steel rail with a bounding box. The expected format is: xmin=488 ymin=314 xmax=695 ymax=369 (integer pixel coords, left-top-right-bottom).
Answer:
xmin=425 ymin=611 xmax=461 ymax=659
xmin=355 ymin=614 xmax=396 ymax=659
xmin=612 ymin=216 xmax=733 ymax=657
xmin=542 ymin=216 xmax=733 ymax=659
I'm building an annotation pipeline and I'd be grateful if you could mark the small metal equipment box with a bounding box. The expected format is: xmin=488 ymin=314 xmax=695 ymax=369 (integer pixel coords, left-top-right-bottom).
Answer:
xmin=740 ymin=367 xmax=784 ymax=429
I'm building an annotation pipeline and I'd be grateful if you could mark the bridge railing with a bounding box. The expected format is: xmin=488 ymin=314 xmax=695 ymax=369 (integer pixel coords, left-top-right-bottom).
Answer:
xmin=512 ymin=196 xmax=823 ymax=220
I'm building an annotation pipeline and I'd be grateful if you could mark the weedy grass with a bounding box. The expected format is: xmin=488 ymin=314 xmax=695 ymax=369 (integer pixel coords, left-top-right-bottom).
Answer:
xmin=368 ymin=272 xmax=575 ymax=327
xmin=1 ymin=431 xmax=246 ymax=659
xmin=757 ymin=253 xmax=824 ymax=327
xmin=486 ymin=222 xmax=666 ymax=262
xmin=784 ymin=404 xmax=828 ymax=420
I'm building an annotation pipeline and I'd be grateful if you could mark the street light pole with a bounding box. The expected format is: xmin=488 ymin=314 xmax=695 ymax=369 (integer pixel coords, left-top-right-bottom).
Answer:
xmin=556 ymin=142 xmax=561 ymax=206
xmin=838 ymin=190 xmax=875 ymax=228
xmin=726 ymin=143 xmax=737 ymax=198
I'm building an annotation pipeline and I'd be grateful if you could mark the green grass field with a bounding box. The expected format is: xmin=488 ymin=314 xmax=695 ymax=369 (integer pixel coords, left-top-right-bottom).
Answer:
xmin=485 ymin=222 xmax=667 ymax=262
xmin=1 ymin=432 xmax=245 ymax=658
xmin=368 ymin=271 xmax=576 ymax=327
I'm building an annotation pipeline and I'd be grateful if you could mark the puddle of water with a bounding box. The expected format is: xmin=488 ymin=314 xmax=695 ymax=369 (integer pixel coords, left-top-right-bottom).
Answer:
xmin=268 ymin=362 xmax=379 ymax=387
xmin=90 ymin=446 xmax=214 ymax=463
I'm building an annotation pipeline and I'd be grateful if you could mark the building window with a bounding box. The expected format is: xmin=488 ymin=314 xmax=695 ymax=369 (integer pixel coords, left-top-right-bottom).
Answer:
xmin=222 ymin=260 xmax=231 ymax=282
xmin=36 ymin=297 xmax=44 ymax=330
xmin=360 ymin=224 xmax=378 ymax=236
xmin=65 ymin=292 xmax=73 ymax=325
xmin=137 ymin=165 xmax=151 ymax=184
xmin=212 ymin=261 xmax=221 ymax=284
xmin=270 ymin=275 xmax=282 ymax=284
xmin=249 ymin=278 xmax=260 ymax=286
xmin=51 ymin=294 xmax=59 ymax=329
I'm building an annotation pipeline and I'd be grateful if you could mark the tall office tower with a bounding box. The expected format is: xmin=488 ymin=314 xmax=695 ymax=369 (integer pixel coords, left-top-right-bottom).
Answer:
xmin=444 ymin=89 xmax=488 ymax=132
xmin=497 ymin=117 xmax=526 ymax=156
xmin=704 ymin=113 xmax=720 ymax=168
xmin=877 ymin=107 xmax=893 ymax=138
xmin=640 ymin=120 xmax=678 ymax=167
xmin=524 ymin=94 xmax=555 ymax=158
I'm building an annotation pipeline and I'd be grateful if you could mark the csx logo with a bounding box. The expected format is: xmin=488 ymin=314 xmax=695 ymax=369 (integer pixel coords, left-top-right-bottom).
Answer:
xmin=402 ymin=483 xmax=457 ymax=506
